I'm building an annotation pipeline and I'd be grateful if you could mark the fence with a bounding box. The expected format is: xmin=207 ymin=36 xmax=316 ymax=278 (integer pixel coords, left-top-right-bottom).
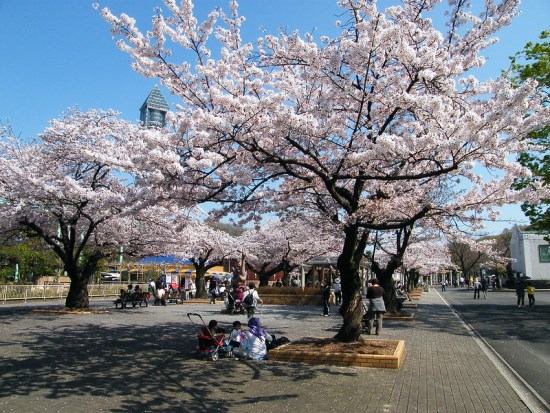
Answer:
xmin=0 ymin=283 xmax=126 ymax=304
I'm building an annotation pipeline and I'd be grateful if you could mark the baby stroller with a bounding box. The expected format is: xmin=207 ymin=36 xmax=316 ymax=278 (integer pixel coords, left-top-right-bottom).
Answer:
xmin=225 ymin=289 xmax=246 ymax=314
xmin=187 ymin=313 xmax=233 ymax=361
xmin=361 ymin=302 xmax=378 ymax=332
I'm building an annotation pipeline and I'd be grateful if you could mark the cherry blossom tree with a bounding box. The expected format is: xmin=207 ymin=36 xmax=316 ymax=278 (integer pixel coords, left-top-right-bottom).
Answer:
xmin=0 ymin=109 xmax=187 ymax=308
xmin=402 ymin=237 xmax=453 ymax=288
xmin=239 ymin=217 xmax=342 ymax=287
xmin=448 ymin=235 xmax=506 ymax=284
xmin=163 ymin=219 xmax=241 ymax=297
xmin=98 ymin=0 xmax=550 ymax=341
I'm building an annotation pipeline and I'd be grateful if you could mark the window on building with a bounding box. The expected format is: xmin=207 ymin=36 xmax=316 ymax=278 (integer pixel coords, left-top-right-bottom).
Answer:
xmin=539 ymin=245 xmax=550 ymax=263
xmin=148 ymin=109 xmax=165 ymax=126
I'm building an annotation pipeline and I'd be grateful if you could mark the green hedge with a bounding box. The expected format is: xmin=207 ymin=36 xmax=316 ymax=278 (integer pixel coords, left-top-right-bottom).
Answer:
xmin=258 ymin=286 xmax=321 ymax=296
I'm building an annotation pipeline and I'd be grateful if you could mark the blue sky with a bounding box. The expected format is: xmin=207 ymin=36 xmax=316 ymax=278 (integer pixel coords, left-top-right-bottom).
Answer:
xmin=0 ymin=0 xmax=548 ymax=235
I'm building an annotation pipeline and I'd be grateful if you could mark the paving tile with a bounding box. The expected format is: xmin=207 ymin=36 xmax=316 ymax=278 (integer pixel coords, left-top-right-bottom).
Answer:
xmin=0 ymin=291 xmax=533 ymax=413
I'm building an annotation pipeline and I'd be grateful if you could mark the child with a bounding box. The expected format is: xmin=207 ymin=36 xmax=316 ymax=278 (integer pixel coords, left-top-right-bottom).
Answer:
xmin=207 ymin=319 xmax=225 ymax=335
xmin=230 ymin=321 xmax=245 ymax=347
xmin=527 ymin=282 xmax=535 ymax=307
xmin=230 ymin=320 xmax=247 ymax=358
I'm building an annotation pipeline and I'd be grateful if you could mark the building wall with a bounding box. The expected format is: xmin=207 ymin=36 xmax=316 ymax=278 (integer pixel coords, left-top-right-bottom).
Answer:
xmin=511 ymin=226 xmax=550 ymax=280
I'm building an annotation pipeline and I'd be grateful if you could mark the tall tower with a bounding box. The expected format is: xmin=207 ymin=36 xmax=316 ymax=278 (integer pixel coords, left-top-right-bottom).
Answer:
xmin=139 ymin=85 xmax=169 ymax=127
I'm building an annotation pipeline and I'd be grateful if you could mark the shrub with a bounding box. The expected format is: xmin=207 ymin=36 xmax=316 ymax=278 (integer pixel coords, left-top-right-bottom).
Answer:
xmin=258 ymin=286 xmax=321 ymax=296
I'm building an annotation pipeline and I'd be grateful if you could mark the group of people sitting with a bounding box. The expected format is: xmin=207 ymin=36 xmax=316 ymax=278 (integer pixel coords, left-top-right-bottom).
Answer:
xmin=207 ymin=317 xmax=275 ymax=360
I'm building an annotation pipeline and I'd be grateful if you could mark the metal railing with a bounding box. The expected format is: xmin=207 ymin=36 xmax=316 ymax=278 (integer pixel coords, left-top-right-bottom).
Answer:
xmin=0 ymin=283 xmax=126 ymax=303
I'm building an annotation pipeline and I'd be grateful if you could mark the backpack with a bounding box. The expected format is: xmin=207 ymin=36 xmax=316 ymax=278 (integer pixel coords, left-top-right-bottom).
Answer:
xmin=243 ymin=292 xmax=254 ymax=307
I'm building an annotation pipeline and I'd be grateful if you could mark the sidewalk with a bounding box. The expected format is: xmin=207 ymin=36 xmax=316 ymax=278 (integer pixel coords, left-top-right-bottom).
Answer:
xmin=0 ymin=290 xmax=535 ymax=412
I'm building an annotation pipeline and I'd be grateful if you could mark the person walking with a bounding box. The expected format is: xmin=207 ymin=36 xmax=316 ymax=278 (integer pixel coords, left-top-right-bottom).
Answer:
xmin=333 ymin=277 xmax=342 ymax=306
xmin=473 ymin=278 xmax=482 ymax=299
xmin=209 ymin=277 xmax=219 ymax=304
xmin=515 ymin=277 xmax=526 ymax=307
xmin=365 ymin=278 xmax=386 ymax=335
xmin=481 ymin=277 xmax=489 ymax=299
xmin=321 ymin=281 xmax=332 ymax=316
xmin=244 ymin=283 xmax=262 ymax=319
xmin=527 ymin=282 xmax=535 ymax=307
xmin=441 ymin=280 xmax=447 ymax=291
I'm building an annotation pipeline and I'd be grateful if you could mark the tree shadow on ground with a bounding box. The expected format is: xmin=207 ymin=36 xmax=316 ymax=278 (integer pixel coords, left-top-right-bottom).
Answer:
xmin=0 ymin=308 xmax=361 ymax=413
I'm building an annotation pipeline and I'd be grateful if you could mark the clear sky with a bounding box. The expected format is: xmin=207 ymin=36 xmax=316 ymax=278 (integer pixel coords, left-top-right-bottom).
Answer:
xmin=0 ymin=0 xmax=548 ymax=235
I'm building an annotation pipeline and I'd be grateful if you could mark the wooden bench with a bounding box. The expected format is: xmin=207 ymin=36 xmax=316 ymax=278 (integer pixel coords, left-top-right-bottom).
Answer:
xmin=165 ymin=290 xmax=181 ymax=304
xmin=114 ymin=291 xmax=151 ymax=309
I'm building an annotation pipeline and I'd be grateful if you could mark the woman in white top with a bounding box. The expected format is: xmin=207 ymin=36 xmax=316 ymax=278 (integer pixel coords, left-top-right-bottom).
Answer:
xmin=243 ymin=317 xmax=272 ymax=360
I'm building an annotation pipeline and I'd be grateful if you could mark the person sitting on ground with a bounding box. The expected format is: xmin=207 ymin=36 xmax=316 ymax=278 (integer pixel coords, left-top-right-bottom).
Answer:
xmin=229 ymin=321 xmax=244 ymax=346
xmin=229 ymin=320 xmax=247 ymax=358
xmin=207 ymin=319 xmax=226 ymax=336
xmin=243 ymin=317 xmax=272 ymax=360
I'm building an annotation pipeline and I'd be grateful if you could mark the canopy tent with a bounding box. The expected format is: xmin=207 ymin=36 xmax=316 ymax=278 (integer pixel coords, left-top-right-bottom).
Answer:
xmin=138 ymin=256 xmax=193 ymax=265
xmin=182 ymin=269 xmax=233 ymax=280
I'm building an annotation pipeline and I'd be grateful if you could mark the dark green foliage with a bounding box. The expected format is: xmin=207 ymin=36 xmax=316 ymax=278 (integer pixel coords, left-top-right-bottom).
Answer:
xmin=511 ymin=31 xmax=550 ymax=238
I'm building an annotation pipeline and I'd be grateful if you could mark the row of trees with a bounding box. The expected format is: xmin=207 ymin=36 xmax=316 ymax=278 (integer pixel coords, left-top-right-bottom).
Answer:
xmin=1 ymin=0 xmax=548 ymax=342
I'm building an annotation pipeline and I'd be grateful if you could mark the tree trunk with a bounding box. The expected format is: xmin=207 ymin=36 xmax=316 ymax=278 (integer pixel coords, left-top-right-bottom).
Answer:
xmin=375 ymin=267 xmax=398 ymax=313
xmin=191 ymin=255 xmax=221 ymax=299
xmin=65 ymin=275 xmax=90 ymax=309
xmin=334 ymin=225 xmax=368 ymax=342
xmin=195 ymin=270 xmax=207 ymax=298
xmin=371 ymin=258 xmax=402 ymax=313
xmin=257 ymin=272 xmax=270 ymax=287
xmin=64 ymin=256 xmax=100 ymax=309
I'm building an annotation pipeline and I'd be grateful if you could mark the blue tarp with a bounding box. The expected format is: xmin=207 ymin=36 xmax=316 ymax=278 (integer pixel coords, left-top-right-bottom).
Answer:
xmin=138 ymin=256 xmax=193 ymax=265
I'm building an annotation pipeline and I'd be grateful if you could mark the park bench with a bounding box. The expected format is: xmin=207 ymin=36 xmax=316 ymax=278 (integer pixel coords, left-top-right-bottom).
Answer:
xmin=114 ymin=291 xmax=151 ymax=309
xmin=165 ymin=290 xmax=181 ymax=304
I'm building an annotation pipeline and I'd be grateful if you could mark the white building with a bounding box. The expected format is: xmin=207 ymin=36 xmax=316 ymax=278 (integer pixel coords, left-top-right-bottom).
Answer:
xmin=510 ymin=225 xmax=550 ymax=281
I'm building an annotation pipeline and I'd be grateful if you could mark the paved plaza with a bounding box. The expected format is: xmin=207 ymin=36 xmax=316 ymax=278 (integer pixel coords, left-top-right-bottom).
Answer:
xmin=0 ymin=290 xmax=546 ymax=413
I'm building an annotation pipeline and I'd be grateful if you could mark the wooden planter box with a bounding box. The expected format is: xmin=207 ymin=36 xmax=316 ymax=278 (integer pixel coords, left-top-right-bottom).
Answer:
xmin=269 ymin=339 xmax=405 ymax=369
xmin=261 ymin=294 xmax=322 ymax=306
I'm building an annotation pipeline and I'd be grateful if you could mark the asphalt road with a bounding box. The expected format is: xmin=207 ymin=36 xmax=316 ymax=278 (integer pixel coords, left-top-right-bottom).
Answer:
xmin=439 ymin=287 xmax=550 ymax=405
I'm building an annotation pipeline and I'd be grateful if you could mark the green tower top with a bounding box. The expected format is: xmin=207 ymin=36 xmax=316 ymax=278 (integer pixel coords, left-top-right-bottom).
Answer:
xmin=140 ymin=85 xmax=169 ymax=127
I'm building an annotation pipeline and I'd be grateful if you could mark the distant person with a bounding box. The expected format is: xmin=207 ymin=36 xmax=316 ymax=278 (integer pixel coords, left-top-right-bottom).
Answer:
xmin=515 ymin=277 xmax=526 ymax=307
xmin=441 ymin=281 xmax=447 ymax=291
xmin=209 ymin=278 xmax=219 ymax=304
xmin=244 ymin=283 xmax=262 ymax=319
xmin=155 ymin=284 xmax=166 ymax=306
xmin=321 ymin=281 xmax=332 ymax=316
xmin=480 ymin=277 xmax=489 ymax=299
xmin=527 ymin=282 xmax=535 ymax=307
xmin=473 ymin=278 xmax=482 ymax=299
xmin=188 ymin=279 xmax=196 ymax=299
xmin=148 ymin=279 xmax=156 ymax=296
xmin=333 ymin=277 xmax=342 ymax=306
xmin=365 ymin=278 xmax=386 ymax=335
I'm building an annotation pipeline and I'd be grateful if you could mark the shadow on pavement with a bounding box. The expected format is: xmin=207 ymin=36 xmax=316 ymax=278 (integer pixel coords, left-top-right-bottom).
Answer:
xmin=0 ymin=308 xmax=361 ymax=413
